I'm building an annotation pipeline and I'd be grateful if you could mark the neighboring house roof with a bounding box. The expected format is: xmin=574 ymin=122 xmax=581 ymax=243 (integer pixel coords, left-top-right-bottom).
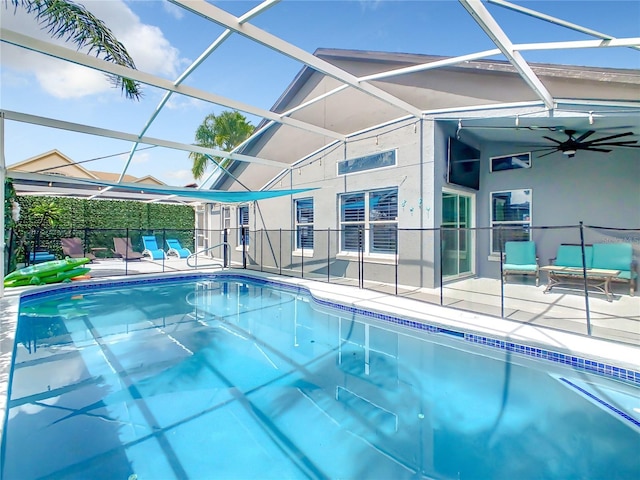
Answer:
xmin=90 ymin=171 xmax=165 ymax=185
xmin=8 ymin=149 xmax=100 ymax=180
xmin=8 ymin=149 xmax=166 ymax=185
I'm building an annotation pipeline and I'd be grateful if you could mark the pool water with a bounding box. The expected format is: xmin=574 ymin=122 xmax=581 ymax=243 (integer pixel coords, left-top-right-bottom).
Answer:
xmin=2 ymin=278 xmax=639 ymax=479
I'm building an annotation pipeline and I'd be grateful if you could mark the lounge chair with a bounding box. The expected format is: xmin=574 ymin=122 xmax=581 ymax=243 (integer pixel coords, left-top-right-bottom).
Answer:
xmin=166 ymin=238 xmax=191 ymax=258
xmin=112 ymin=237 xmax=144 ymax=261
xmin=502 ymin=240 xmax=539 ymax=286
xmin=142 ymin=235 xmax=167 ymax=260
xmin=61 ymin=237 xmax=96 ymax=261
xmin=28 ymin=250 xmax=56 ymax=264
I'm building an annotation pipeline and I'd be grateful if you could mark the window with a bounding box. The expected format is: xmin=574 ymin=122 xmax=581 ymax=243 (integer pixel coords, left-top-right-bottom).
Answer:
xmin=340 ymin=188 xmax=398 ymax=255
xmin=490 ymin=152 xmax=531 ymax=172
xmin=237 ymin=205 xmax=249 ymax=246
xmin=337 ymin=150 xmax=396 ymax=176
xmin=222 ymin=206 xmax=231 ymax=230
xmin=490 ymin=189 xmax=531 ymax=254
xmin=295 ymin=198 xmax=314 ymax=250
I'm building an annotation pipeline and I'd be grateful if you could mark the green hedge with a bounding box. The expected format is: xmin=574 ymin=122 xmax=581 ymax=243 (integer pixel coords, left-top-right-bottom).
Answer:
xmin=16 ymin=196 xmax=194 ymax=231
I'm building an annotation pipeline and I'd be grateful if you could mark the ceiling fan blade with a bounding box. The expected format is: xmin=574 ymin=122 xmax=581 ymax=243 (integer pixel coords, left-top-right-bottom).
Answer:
xmin=590 ymin=141 xmax=639 ymax=147
xmin=459 ymin=125 xmax=562 ymax=131
xmin=583 ymin=147 xmax=612 ymax=153
xmin=529 ymin=147 xmax=557 ymax=152
xmin=536 ymin=150 xmax=559 ymax=158
xmin=585 ymin=131 xmax=634 ymax=144
xmin=542 ymin=136 xmax=563 ymax=145
xmin=575 ymin=130 xmax=596 ymax=142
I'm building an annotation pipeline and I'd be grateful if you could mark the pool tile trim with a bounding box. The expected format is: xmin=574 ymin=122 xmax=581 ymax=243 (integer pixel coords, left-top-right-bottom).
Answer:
xmin=558 ymin=377 xmax=640 ymax=430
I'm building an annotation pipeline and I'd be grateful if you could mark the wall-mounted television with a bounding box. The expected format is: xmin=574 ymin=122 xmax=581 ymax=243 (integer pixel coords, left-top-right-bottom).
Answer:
xmin=447 ymin=137 xmax=481 ymax=190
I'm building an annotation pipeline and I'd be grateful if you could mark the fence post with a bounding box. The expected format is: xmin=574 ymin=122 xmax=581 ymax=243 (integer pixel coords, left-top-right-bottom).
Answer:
xmin=125 ymin=227 xmax=129 ymax=275
xmin=439 ymin=228 xmax=443 ymax=306
xmin=395 ymin=229 xmax=398 ymax=296
xmin=301 ymin=230 xmax=304 ymax=279
xmin=579 ymin=221 xmax=592 ymax=335
xmin=260 ymin=229 xmax=263 ymax=273
xmin=162 ymin=228 xmax=166 ymax=272
xmin=327 ymin=228 xmax=330 ymax=283
xmin=279 ymin=229 xmax=282 ymax=275
xmin=358 ymin=227 xmax=364 ymax=289
xmin=223 ymin=229 xmax=228 ymax=268
xmin=498 ymin=226 xmax=504 ymax=319
xmin=242 ymin=226 xmax=247 ymax=269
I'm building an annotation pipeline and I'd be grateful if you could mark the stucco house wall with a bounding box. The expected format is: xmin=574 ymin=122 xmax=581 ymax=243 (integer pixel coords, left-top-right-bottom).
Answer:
xmin=209 ymin=49 xmax=640 ymax=289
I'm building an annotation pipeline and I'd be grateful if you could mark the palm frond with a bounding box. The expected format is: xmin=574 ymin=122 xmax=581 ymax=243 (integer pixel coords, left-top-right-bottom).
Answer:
xmin=11 ymin=0 xmax=142 ymax=100
xmin=190 ymin=111 xmax=255 ymax=180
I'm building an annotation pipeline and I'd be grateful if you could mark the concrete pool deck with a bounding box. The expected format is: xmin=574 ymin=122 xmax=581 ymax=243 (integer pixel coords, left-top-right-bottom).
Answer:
xmin=1 ymin=267 xmax=639 ymax=443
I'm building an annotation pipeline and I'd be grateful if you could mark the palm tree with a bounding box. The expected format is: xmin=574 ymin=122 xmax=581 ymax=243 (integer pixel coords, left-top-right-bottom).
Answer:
xmin=190 ymin=110 xmax=255 ymax=180
xmin=8 ymin=0 xmax=141 ymax=99
xmin=29 ymin=199 xmax=63 ymax=256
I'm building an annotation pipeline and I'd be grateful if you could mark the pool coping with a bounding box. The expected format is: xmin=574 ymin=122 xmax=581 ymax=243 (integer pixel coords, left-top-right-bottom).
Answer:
xmin=2 ymin=269 xmax=639 ymax=444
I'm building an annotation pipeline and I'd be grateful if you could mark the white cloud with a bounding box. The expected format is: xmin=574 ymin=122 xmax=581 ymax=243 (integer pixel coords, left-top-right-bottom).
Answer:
xmin=165 ymin=95 xmax=206 ymax=111
xmin=166 ymin=169 xmax=197 ymax=182
xmin=163 ymin=1 xmax=185 ymax=20
xmin=1 ymin=0 xmax=183 ymax=98
xmin=132 ymin=151 xmax=151 ymax=164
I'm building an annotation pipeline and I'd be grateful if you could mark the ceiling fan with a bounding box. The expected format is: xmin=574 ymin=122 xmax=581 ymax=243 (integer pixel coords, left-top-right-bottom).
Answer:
xmin=532 ymin=129 xmax=640 ymax=158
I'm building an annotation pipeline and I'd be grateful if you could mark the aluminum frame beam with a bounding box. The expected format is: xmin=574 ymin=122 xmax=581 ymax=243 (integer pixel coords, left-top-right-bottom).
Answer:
xmin=1 ymin=110 xmax=289 ymax=169
xmin=119 ymin=0 xmax=281 ymax=184
xmin=0 ymin=29 xmax=345 ymax=142
xmin=170 ymin=0 xmax=424 ymax=118
xmin=459 ymin=0 xmax=555 ymax=109
xmin=489 ymin=0 xmax=640 ymax=52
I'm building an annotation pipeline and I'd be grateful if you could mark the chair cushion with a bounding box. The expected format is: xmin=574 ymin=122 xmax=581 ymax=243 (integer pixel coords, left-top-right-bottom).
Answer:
xmin=555 ymin=245 xmax=593 ymax=268
xmin=143 ymin=236 xmax=160 ymax=250
xmin=505 ymin=241 xmax=536 ymax=266
xmin=148 ymin=250 xmax=165 ymax=260
xmin=592 ymin=243 xmax=632 ymax=271
xmin=503 ymin=263 xmax=538 ymax=272
xmin=616 ymin=271 xmax=637 ymax=280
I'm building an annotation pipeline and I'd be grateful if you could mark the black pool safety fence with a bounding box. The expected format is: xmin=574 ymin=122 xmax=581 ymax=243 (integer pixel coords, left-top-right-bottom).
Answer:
xmin=9 ymin=224 xmax=640 ymax=345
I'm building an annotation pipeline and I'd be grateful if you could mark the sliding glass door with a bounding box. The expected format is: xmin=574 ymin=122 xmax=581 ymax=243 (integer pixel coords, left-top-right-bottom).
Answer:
xmin=441 ymin=191 xmax=474 ymax=278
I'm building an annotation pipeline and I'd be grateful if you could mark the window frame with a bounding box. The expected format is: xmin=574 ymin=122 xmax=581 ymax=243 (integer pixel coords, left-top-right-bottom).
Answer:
xmin=221 ymin=206 xmax=231 ymax=231
xmin=294 ymin=197 xmax=314 ymax=251
xmin=339 ymin=187 xmax=398 ymax=257
xmin=489 ymin=188 xmax=532 ymax=255
xmin=337 ymin=149 xmax=397 ymax=177
xmin=490 ymin=152 xmax=531 ymax=172
xmin=237 ymin=204 xmax=250 ymax=246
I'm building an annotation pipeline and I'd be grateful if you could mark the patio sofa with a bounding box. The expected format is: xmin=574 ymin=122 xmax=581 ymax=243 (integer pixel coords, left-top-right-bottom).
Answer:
xmin=546 ymin=243 xmax=636 ymax=296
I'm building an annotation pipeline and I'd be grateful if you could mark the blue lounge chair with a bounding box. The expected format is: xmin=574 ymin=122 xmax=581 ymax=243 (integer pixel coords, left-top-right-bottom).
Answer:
xmin=141 ymin=235 xmax=166 ymax=260
xmin=502 ymin=241 xmax=539 ymax=286
xmin=166 ymin=238 xmax=191 ymax=258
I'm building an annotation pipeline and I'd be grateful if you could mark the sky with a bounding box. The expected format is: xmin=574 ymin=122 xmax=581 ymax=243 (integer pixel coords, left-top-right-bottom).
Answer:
xmin=1 ymin=0 xmax=639 ymax=187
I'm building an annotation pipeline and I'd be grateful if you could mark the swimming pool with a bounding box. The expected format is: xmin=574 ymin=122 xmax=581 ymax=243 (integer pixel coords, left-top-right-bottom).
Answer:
xmin=2 ymin=274 xmax=639 ymax=479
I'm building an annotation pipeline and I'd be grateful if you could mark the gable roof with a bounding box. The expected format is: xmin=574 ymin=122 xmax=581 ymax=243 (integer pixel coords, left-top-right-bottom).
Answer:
xmin=8 ymin=149 xmax=99 ymax=179
xmin=211 ymin=48 xmax=640 ymax=190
